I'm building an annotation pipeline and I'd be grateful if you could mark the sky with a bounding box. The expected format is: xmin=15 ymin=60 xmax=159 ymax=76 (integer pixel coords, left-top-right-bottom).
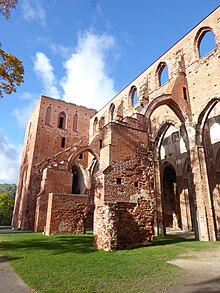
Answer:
xmin=0 ymin=0 xmax=219 ymax=184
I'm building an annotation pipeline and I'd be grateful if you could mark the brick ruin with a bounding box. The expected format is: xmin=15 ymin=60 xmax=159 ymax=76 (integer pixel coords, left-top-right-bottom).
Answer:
xmin=13 ymin=7 xmax=220 ymax=249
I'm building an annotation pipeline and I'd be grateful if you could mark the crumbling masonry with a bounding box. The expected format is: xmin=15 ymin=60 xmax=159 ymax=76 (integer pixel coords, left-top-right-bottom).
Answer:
xmin=13 ymin=7 xmax=220 ymax=250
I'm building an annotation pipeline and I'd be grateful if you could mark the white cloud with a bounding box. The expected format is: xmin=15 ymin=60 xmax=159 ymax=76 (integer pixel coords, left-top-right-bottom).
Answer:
xmin=12 ymin=93 xmax=37 ymax=128
xmin=34 ymin=52 xmax=61 ymax=99
xmin=0 ymin=132 xmax=22 ymax=184
xmin=32 ymin=31 xmax=118 ymax=110
xmin=21 ymin=0 xmax=46 ymax=25
xmin=60 ymin=31 xmax=117 ymax=110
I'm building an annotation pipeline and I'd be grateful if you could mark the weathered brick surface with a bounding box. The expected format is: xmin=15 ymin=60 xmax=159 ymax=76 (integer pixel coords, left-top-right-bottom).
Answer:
xmin=13 ymin=96 xmax=96 ymax=230
xmin=34 ymin=167 xmax=73 ymax=231
xmin=94 ymin=199 xmax=155 ymax=250
xmin=45 ymin=193 xmax=87 ymax=235
xmin=13 ymin=7 xmax=220 ymax=246
xmin=104 ymin=144 xmax=154 ymax=203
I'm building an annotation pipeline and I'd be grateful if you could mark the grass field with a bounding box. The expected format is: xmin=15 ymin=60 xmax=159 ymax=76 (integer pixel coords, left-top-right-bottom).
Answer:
xmin=0 ymin=232 xmax=220 ymax=293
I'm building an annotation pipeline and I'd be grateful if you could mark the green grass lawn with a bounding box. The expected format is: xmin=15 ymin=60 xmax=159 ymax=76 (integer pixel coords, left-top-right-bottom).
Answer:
xmin=0 ymin=232 xmax=220 ymax=293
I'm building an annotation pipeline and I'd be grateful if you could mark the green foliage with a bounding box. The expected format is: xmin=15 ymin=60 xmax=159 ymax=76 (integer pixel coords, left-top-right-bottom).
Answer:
xmin=0 ymin=0 xmax=24 ymax=98
xmin=0 ymin=192 xmax=14 ymax=225
xmin=0 ymin=183 xmax=16 ymax=199
xmin=0 ymin=233 xmax=220 ymax=292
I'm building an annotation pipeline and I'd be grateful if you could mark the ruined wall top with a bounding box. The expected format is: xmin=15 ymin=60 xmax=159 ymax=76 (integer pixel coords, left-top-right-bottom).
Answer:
xmin=89 ymin=6 xmax=220 ymax=138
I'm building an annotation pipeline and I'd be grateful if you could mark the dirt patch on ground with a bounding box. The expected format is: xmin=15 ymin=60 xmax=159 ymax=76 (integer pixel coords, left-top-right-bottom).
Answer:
xmin=164 ymin=247 xmax=220 ymax=292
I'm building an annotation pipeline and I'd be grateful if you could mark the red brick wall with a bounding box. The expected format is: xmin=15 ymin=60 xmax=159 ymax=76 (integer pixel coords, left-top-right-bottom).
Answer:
xmin=13 ymin=95 xmax=95 ymax=230
xmin=94 ymin=199 xmax=155 ymax=250
xmin=104 ymin=142 xmax=154 ymax=203
xmin=34 ymin=167 xmax=72 ymax=232
xmin=45 ymin=193 xmax=88 ymax=235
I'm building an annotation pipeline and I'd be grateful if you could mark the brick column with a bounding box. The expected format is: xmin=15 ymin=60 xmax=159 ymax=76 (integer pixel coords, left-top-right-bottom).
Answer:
xmin=154 ymin=160 xmax=164 ymax=236
xmin=189 ymin=146 xmax=216 ymax=241
xmin=177 ymin=177 xmax=192 ymax=230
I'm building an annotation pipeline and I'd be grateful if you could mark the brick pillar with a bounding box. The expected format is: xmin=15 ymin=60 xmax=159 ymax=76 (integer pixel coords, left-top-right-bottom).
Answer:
xmin=177 ymin=177 xmax=192 ymax=230
xmin=154 ymin=160 xmax=164 ymax=236
xmin=203 ymin=126 xmax=220 ymax=233
xmin=190 ymin=146 xmax=216 ymax=241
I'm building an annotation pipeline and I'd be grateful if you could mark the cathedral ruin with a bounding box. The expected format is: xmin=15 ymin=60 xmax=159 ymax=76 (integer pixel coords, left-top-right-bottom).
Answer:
xmin=13 ymin=7 xmax=220 ymax=250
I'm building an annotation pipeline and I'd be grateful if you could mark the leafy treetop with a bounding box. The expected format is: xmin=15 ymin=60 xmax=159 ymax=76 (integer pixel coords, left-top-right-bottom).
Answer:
xmin=0 ymin=0 xmax=18 ymax=19
xmin=0 ymin=192 xmax=14 ymax=225
xmin=0 ymin=0 xmax=24 ymax=98
xmin=0 ymin=46 xmax=24 ymax=97
xmin=0 ymin=183 xmax=17 ymax=199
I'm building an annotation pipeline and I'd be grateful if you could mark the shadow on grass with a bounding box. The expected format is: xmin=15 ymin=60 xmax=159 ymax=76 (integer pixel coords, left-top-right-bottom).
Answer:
xmin=0 ymin=232 xmax=196 ymax=258
xmin=0 ymin=255 xmax=22 ymax=263
xmin=152 ymin=235 xmax=196 ymax=246
xmin=0 ymin=233 xmax=96 ymax=255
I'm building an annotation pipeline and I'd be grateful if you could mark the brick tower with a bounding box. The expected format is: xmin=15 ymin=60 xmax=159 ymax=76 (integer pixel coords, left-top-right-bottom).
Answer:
xmin=12 ymin=95 xmax=96 ymax=230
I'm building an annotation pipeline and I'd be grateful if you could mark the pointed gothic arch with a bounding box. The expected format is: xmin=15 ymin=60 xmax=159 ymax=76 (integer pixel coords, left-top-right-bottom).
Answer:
xmin=58 ymin=111 xmax=66 ymax=129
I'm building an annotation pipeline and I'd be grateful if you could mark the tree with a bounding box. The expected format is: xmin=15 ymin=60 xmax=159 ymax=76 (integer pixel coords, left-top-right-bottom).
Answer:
xmin=0 ymin=183 xmax=17 ymax=199
xmin=0 ymin=0 xmax=18 ymax=19
xmin=0 ymin=0 xmax=24 ymax=98
xmin=0 ymin=192 xmax=14 ymax=225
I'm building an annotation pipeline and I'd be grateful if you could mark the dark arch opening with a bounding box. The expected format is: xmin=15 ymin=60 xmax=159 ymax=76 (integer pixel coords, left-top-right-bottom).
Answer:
xmin=162 ymin=165 xmax=180 ymax=229
xmin=58 ymin=112 xmax=66 ymax=129
xmin=72 ymin=165 xmax=85 ymax=194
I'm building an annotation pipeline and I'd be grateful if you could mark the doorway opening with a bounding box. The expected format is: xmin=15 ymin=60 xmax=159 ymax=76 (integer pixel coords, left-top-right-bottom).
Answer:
xmin=162 ymin=165 xmax=180 ymax=229
xmin=72 ymin=165 xmax=85 ymax=194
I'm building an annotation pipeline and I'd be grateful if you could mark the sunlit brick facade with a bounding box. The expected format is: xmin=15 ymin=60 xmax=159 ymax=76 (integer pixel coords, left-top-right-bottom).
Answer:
xmin=13 ymin=7 xmax=220 ymax=249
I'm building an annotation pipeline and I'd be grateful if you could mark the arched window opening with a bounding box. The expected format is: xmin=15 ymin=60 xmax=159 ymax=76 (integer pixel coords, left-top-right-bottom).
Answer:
xmin=93 ymin=117 xmax=98 ymax=134
xmin=130 ymin=86 xmax=138 ymax=106
xmin=183 ymin=87 xmax=188 ymax=101
xmin=45 ymin=106 xmax=51 ymax=125
xmin=61 ymin=137 xmax=66 ymax=148
xmin=158 ymin=63 xmax=169 ymax=86
xmin=162 ymin=165 xmax=180 ymax=229
xmin=72 ymin=165 xmax=86 ymax=194
xmin=99 ymin=117 xmax=105 ymax=129
xmin=58 ymin=112 xmax=66 ymax=129
xmin=59 ymin=117 xmax=64 ymax=128
xmin=199 ymin=30 xmax=217 ymax=58
xmin=109 ymin=103 xmax=116 ymax=122
xmin=73 ymin=113 xmax=78 ymax=131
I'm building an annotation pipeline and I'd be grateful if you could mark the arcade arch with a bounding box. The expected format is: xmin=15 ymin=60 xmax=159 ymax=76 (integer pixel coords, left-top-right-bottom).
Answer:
xmin=161 ymin=163 xmax=180 ymax=228
xmin=198 ymin=98 xmax=220 ymax=234
xmin=68 ymin=147 xmax=100 ymax=229
xmin=146 ymin=97 xmax=194 ymax=235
